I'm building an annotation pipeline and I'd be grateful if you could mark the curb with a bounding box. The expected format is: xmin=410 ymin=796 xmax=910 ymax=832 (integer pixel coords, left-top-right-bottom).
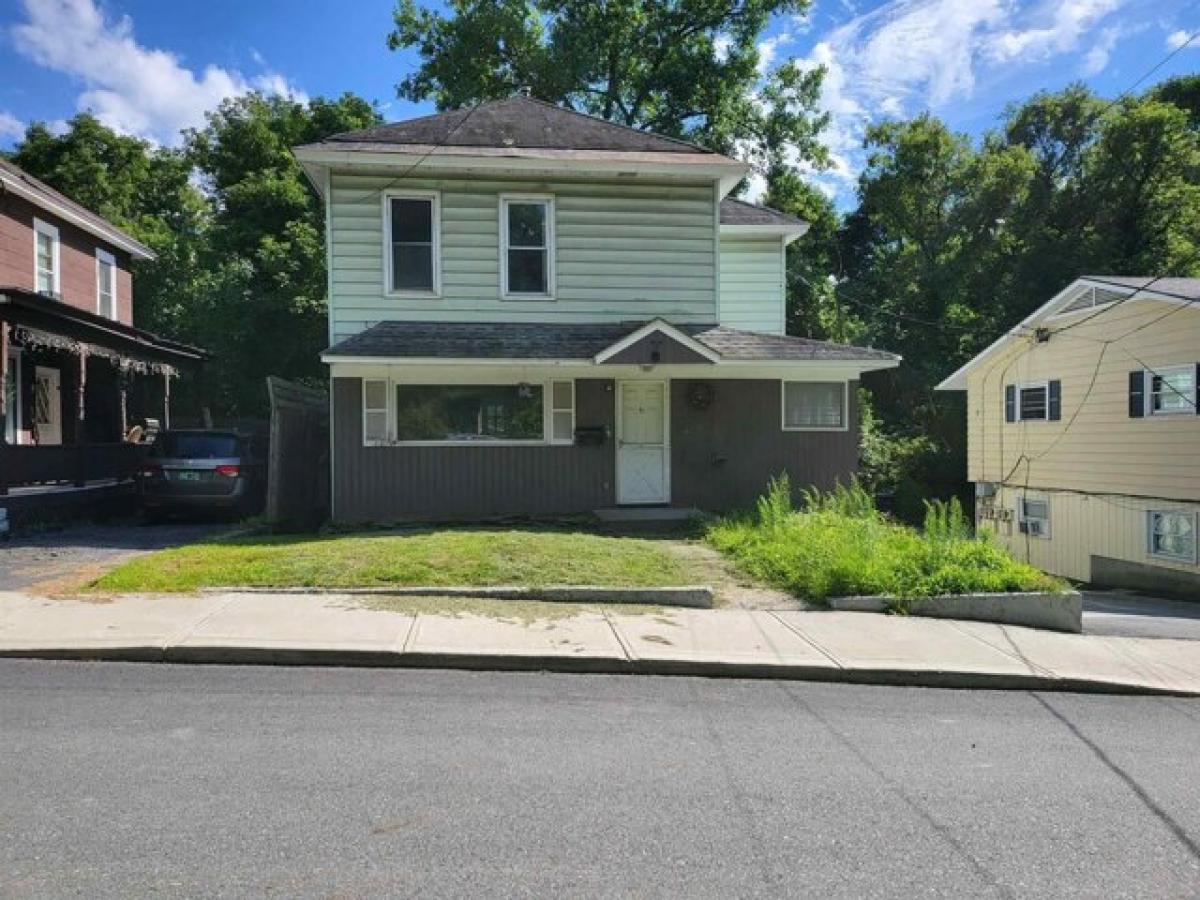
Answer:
xmin=199 ymin=585 xmax=715 ymax=608
xmin=1 ymin=644 xmax=1193 ymax=697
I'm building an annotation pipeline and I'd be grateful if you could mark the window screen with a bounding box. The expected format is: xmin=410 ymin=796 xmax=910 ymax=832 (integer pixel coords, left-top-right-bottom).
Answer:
xmin=783 ymin=382 xmax=845 ymax=428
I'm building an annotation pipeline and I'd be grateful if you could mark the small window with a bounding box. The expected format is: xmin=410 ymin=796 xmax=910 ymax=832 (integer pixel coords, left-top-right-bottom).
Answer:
xmin=1148 ymin=511 xmax=1197 ymax=563
xmin=385 ymin=193 xmax=438 ymax=294
xmin=363 ymin=379 xmax=389 ymax=444
xmin=395 ymin=384 xmax=544 ymax=443
xmin=1148 ymin=366 xmax=1195 ymax=416
xmin=33 ymin=219 xmax=60 ymax=297
xmin=782 ymin=381 xmax=846 ymax=430
xmin=1019 ymin=497 xmax=1050 ymax=538
xmin=501 ymin=196 xmax=553 ymax=296
xmin=550 ymin=380 xmax=575 ymax=445
xmin=96 ymin=249 xmax=116 ymax=319
xmin=1019 ymin=385 xmax=1048 ymax=420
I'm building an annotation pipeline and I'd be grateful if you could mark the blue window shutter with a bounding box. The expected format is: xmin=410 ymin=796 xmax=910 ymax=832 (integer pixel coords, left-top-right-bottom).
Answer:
xmin=1128 ymin=370 xmax=1145 ymax=418
xmin=1048 ymin=380 xmax=1062 ymax=421
xmin=1004 ymin=385 xmax=1016 ymax=423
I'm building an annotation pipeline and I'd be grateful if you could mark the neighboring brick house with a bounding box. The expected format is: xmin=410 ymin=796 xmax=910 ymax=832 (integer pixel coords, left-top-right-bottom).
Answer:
xmin=0 ymin=158 xmax=204 ymax=496
xmin=293 ymin=97 xmax=899 ymax=522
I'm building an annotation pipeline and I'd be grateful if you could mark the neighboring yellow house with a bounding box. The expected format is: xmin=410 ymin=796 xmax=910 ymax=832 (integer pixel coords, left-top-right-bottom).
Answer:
xmin=937 ymin=276 xmax=1199 ymax=598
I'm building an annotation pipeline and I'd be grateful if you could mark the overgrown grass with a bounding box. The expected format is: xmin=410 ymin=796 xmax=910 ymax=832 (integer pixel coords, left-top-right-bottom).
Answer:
xmin=90 ymin=528 xmax=694 ymax=593
xmin=709 ymin=476 xmax=1065 ymax=608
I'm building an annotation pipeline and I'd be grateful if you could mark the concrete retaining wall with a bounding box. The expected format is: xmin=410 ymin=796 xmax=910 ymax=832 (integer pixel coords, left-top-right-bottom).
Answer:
xmin=828 ymin=591 xmax=1083 ymax=633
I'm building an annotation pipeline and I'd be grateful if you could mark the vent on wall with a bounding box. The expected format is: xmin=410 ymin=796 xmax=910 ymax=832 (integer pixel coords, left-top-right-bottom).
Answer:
xmin=1056 ymin=286 xmax=1125 ymax=315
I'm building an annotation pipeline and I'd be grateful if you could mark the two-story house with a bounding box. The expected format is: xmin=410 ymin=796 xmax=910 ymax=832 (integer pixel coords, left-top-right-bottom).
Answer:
xmin=0 ymin=158 xmax=205 ymax=499
xmin=294 ymin=97 xmax=899 ymax=523
xmin=938 ymin=276 xmax=1199 ymax=597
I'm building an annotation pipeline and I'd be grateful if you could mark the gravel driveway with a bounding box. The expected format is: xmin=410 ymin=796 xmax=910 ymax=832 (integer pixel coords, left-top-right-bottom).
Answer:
xmin=0 ymin=521 xmax=231 ymax=593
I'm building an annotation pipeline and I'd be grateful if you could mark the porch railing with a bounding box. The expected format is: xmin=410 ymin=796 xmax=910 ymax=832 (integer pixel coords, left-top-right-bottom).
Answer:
xmin=0 ymin=442 xmax=149 ymax=494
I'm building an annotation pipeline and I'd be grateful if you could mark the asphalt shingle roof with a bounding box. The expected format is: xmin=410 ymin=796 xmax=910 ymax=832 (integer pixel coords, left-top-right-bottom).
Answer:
xmin=325 ymin=96 xmax=717 ymax=156
xmin=719 ymin=198 xmax=807 ymax=229
xmin=325 ymin=321 xmax=896 ymax=363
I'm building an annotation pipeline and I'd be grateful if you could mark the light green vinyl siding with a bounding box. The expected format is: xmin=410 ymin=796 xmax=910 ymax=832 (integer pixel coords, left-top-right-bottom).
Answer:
xmin=718 ymin=236 xmax=784 ymax=334
xmin=329 ymin=172 xmax=718 ymax=342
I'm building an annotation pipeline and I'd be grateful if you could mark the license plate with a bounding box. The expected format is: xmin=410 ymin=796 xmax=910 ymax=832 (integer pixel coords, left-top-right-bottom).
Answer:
xmin=175 ymin=471 xmax=202 ymax=482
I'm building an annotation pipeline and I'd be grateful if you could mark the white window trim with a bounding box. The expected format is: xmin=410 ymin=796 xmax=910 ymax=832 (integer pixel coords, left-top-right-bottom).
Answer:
xmin=1144 ymin=365 xmax=1196 ymax=417
xmin=362 ymin=378 xmax=391 ymax=446
xmin=363 ymin=378 xmax=575 ymax=447
xmin=1147 ymin=510 xmax=1198 ymax=564
xmin=95 ymin=248 xmax=117 ymax=319
xmin=1014 ymin=380 xmax=1050 ymax=423
xmin=32 ymin=218 xmax=61 ymax=297
xmin=382 ymin=190 xmax=441 ymax=298
xmin=1018 ymin=495 xmax=1051 ymax=538
xmin=780 ymin=380 xmax=849 ymax=432
xmin=549 ymin=379 xmax=575 ymax=446
xmin=499 ymin=193 xmax=555 ymax=300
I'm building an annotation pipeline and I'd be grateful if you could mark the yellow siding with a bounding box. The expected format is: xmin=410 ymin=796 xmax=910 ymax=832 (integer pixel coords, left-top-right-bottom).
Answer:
xmin=718 ymin=236 xmax=784 ymax=334
xmin=329 ymin=172 xmax=717 ymax=342
xmin=965 ymin=299 xmax=1200 ymax=500
xmin=980 ymin=487 xmax=1200 ymax=583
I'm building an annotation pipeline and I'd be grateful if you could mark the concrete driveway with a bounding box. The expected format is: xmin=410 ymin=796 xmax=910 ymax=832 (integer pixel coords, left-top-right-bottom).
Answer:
xmin=0 ymin=521 xmax=230 ymax=593
xmin=1084 ymin=590 xmax=1200 ymax=640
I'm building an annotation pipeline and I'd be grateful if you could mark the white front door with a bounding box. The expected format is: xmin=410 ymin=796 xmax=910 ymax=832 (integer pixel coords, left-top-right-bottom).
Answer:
xmin=33 ymin=366 xmax=62 ymax=446
xmin=617 ymin=381 xmax=669 ymax=504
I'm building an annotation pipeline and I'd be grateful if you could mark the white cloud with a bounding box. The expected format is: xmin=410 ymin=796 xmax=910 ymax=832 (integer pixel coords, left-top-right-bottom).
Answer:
xmin=9 ymin=0 xmax=307 ymax=145
xmin=1081 ymin=25 xmax=1120 ymax=75
xmin=789 ymin=0 xmax=1133 ymax=204
xmin=714 ymin=34 xmax=732 ymax=62
xmin=0 ymin=111 xmax=23 ymax=141
xmin=1166 ymin=29 xmax=1196 ymax=50
xmin=757 ymin=31 xmax=793 ymax=74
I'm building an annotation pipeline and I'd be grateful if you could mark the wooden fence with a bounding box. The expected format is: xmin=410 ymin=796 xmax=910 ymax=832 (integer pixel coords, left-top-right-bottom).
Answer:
xmin=265 ymin=376 xmax=329 ymax=531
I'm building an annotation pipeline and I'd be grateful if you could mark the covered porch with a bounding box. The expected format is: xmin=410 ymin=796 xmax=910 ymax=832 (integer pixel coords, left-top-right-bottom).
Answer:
xmin=1 ymin=288 xmax=206 ymax=498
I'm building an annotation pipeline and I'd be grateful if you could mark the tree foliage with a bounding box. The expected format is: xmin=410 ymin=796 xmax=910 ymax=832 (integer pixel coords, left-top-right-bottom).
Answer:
xmin=387 ymin=0 xmax=824 ymax=159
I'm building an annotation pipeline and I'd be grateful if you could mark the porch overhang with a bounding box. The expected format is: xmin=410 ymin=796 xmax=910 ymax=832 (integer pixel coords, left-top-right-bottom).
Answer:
xmin=0 ymin=288 xmax=207 ymax=370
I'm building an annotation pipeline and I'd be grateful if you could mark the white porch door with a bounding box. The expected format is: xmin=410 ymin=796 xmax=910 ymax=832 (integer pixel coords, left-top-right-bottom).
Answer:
xmin=617 ymin=381 xmax=669 ymax=505
xmin=33 ymin=366 xmax=62 ymax=446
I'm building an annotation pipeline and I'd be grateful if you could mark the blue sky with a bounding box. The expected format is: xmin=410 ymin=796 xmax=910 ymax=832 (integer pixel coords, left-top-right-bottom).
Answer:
xmin=1 ymin=0 xmax=1197 ymax=206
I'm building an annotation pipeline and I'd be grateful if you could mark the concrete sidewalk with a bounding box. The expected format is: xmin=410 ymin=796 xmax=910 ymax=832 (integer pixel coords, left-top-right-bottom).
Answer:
xmin=2 ymin=590 xmax=1199 ymax=694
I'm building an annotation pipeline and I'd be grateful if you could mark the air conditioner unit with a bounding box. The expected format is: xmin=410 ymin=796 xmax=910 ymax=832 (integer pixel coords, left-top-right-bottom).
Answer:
xmin=1024 ymin=520 xmax=1045 ymax=537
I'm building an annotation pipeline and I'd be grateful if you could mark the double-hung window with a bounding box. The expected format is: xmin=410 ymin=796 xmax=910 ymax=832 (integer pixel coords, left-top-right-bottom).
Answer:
xmin=33 ymin=218 xmax=60 ymax=297
xmin=1004 ymin=380 xmax=1061 ymax=422
xmin=96 ymin=249 xmax=116 ymax=319
xmin=1148 ymin=366 xmax=1196 ymax=416
xmin=1147 ymin=511 xmax=1197 ymax=563
xmin=782 ymin=381 xmax=847 ymax=430
xmin=501 ymin=195 xmax=553 ymax=297
xmin=385 ymin=192 xmax=439 ymax=294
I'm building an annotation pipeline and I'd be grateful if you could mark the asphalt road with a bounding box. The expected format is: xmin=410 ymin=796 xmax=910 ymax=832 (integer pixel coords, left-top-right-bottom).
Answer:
xmin=2 ymin=663 xmax=1199 ymax=898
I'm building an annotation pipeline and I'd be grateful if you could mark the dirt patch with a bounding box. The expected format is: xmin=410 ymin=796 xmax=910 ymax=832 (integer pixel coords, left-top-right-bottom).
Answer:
xmin=662 ymin=540 xmax=804 ymax=610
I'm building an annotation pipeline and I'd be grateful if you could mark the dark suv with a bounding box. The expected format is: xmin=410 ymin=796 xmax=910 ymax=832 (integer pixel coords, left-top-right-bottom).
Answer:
xmin=139 ymin=430 xmax=266 ymax=520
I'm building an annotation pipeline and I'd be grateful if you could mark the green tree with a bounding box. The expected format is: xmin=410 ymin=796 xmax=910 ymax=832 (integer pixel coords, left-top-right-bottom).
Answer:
xmin=387 ymin=0 xmax=821 ymax=156
xmin=182 ymin=92 xmax=380 ymax=415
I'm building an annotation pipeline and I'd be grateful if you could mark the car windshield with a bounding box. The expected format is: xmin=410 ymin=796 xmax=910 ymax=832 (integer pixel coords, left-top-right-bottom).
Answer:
xmin=155 ymin=433 xmax=240 ymax=459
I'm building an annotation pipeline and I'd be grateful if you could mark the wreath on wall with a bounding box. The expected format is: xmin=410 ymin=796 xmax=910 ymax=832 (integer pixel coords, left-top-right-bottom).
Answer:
xmin=686 ymin=381 xmax=715 ymax=411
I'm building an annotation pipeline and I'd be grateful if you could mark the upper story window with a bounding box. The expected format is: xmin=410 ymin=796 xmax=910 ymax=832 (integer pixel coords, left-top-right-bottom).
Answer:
xmin=384 ymin=191 xmax=439 ymax=295
xmin=782 ymin=381 xmax=846 ymax=431
xmin=33 ymin=218 xmax=60 ymax=297
xmin=1004 ymin=380 xmax=1061 ymax=423
xmin=1129 ymin=366 xmax=1198 ymax=418
xmin=96 ymin=249 xmax=116 ymax=319
xmin=501 ymin=195 xmax=554 ymax=298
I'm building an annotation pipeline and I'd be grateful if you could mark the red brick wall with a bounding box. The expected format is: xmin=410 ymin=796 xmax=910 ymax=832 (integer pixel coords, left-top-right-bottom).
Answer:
xmin=0 ymin=191 xmax=135 ymax=325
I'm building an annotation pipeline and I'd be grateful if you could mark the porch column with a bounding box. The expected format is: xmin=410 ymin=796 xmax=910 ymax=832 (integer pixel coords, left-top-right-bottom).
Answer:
xmin=0 ymin=320 xmax=8 ymax=446
xmin=118 ymin=369 xmax=128 ymax=439
xmin=75 ymin=347 xmax=88 ymax=486
xmin=163 ymin=370 xmax=171 ymax=430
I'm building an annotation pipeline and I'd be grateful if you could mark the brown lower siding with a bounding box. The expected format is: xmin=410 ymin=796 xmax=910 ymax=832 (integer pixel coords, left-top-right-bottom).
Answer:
xmin=331 ymin=377 xmax=859 ymax=523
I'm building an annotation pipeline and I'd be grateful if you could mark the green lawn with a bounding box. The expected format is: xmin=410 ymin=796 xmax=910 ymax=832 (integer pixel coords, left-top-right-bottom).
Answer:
xmin=90 ymin=528 xmax=695 ymax=593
